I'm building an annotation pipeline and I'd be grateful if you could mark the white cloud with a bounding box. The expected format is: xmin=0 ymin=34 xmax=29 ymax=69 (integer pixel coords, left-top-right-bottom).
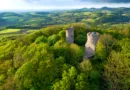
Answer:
xmin=0 ymin=0 xmax=86 ymax=10
xmin=0 ymin=0 xmax=29 ymax=10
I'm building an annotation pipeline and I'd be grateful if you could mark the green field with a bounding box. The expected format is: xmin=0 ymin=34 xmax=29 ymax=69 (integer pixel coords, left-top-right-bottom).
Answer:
xmin=0 ymin=29 xmax=20 ymax=34
xmin=0 ymin=29 xmax=38 ymax=40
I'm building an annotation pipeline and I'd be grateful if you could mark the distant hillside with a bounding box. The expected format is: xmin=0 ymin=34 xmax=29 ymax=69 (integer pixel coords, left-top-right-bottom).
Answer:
xmin=0 ymin=7 xmax=130 ymax=29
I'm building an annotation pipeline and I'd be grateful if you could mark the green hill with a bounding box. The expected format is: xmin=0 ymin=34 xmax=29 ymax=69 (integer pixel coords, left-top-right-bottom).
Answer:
xmin=0 ymin=23 xmax=130 ymax=90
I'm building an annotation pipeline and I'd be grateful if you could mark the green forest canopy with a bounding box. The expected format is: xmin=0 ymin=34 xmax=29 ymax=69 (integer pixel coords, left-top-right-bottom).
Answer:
xmin=0 ymin=23 xmax=130 ymax=90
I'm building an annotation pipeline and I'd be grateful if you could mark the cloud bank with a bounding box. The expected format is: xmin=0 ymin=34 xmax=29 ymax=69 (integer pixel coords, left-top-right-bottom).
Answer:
xmin=0 ymin=0 xmax=130 ymax=11
xmin=79 ymin=0 xmax=130 ymax=3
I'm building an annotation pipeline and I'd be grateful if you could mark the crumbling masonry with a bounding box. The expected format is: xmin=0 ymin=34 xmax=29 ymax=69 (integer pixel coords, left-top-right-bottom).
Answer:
xmin=66 ymin=26 xmax=74 ymax=44
xmin=84 ymin=32 xmax=100 ymax=59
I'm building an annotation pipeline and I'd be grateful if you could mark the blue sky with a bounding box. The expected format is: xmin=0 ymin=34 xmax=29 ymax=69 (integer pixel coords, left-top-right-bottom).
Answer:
xmin=0 ymin=0 xmax=130 ymax=11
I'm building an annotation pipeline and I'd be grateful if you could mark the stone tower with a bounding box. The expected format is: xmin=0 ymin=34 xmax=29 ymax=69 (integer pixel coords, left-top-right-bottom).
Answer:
xmin=66 ymin=26 xmax=74 ymax=44
xmin=84 ymin=32 xmax=100 ymax=59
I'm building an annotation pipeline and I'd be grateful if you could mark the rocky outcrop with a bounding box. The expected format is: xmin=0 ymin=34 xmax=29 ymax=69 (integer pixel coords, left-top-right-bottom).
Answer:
xmin=84 ymin=32 xmax=100 ymax=59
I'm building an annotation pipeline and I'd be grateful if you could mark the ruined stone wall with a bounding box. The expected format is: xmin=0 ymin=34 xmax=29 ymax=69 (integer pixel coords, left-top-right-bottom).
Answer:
xmin=66 ymin=26 xmax=74 ymax=44
xmin=84 ymin=32 xmax=100 ymax=59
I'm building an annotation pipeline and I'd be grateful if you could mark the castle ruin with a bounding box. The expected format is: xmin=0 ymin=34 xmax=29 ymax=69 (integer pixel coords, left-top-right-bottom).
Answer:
xmin=66 ymin=26 xmax=100 ymax=59
xmin=66 ymin=26 xmax=74 ymax=44
xmin=84 ymin=32 xmax=100 ymax=59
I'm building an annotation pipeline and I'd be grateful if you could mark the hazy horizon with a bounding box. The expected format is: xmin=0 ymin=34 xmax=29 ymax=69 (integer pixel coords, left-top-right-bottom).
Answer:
xmin=0 ymin=0 xmax=130 ymax=12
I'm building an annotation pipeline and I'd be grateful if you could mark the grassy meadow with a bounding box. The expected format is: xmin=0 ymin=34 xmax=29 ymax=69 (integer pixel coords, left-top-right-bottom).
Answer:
xmin=0 ymin=29 xmax=20 ymax=34
xmin=0 ymin=29 xmax=38 ymax=40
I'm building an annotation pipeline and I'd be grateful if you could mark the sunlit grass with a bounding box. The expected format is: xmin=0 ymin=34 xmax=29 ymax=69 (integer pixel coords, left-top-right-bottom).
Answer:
xmin=0 ymin=29 xmax=20 ymax=34
xmin=0 ymin=29 xmax=39 ymax=40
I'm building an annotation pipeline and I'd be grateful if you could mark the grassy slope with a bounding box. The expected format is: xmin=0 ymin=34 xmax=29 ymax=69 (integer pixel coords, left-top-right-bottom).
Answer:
xmin=0 ymin=29 xmax=39 ymax=39
xmin=0 ymin=29 xmax=20 ymax=34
